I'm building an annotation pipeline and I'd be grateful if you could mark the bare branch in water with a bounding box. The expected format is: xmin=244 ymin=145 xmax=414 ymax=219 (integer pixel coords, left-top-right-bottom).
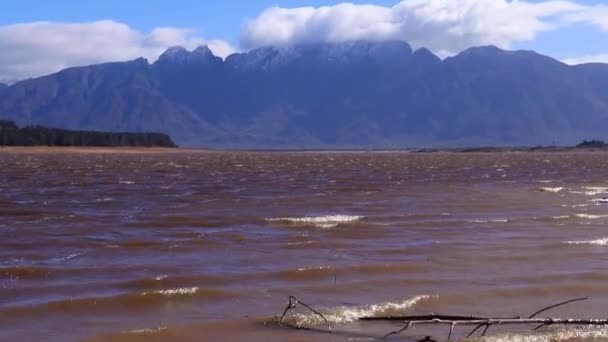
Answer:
xmin=278 ymin=296 xmax=331 ymax=332
xmin=383 ymin=321 xmax=412 ymax=339
xmin=528 ymin=297 xmax=588 ymax=318
xmin=481 ymin=324 xmax=491 ymax=336
xmin=465 ymin=323 xmax=485 ymax=338
xmin=274 ymin=297 xmax=600 ymax=341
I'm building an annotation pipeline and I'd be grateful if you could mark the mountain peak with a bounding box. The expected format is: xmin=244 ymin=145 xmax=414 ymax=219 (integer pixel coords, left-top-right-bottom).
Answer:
xmin=158 ymin=46 xmax=190 ymax=62
xmin=191 ymin=46 xmax=214 ymax=57
xmin=227 ymin=40 xmax=414 ymax=70
xmin=458 ymin=45 xmax=509 ymax=57
xmin=156 ymin=45 xmax=221 ymax=66
xmin=412 ymin=47 xmax=441 ymax=66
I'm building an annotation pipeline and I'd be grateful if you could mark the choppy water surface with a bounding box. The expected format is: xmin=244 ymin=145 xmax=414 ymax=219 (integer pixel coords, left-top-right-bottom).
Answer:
xmin=2 ymin=150 xmax=608 ymax=341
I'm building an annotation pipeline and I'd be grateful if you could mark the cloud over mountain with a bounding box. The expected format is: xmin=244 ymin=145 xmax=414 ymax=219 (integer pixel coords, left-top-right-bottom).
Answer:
xmin=563 ymin=52 xmax=608 ymax=65
xmin=1 ymin=0 xmax=608 ymax=82
xmin=241 ymin=0 xmax=608 ymax=56
xmin=0 ymin=20 xmax=235 ymax=82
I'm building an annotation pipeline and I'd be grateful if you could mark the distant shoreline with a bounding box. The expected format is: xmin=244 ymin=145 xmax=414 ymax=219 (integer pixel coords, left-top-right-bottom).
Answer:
xmin=1 ymin=145 xmax=608 ymax=154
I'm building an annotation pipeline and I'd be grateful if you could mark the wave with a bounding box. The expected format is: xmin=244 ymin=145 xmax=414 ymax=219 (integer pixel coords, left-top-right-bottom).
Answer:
xmin=536 ymin=187 xmax=564 ymax=193
xmin=0 ymin=266 xmax=53 ymax=279
xmin=2 ymin=287 xmax=230 ymax=317
xmin=468 ymin=218 xmax=510 ymax=224
xmin=569 ymin=186 xmax=608 ymax=196
xmin=565 ymin=237 xmax=608 ymax=246
xmin=142 ymin=286 xmax=200 ymax=296
xmin=122 ymin=326 xmax=168 ymax=335
xmin=266 ymin=215 xmax=363 ymax=228
xmin=284 ymin=295 xmax=433 ymax=326
xmin=123 ymin=273 xmax=228 ymax=290
xmin=574 ymin=213 xmax=608 ymax=219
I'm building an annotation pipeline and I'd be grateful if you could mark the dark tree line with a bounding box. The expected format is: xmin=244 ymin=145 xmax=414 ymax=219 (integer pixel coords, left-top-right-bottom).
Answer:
xmin=0 ymin=120 xmax=177 ymax=147
xmin=576 ymin=140 xmax=608 ymax=149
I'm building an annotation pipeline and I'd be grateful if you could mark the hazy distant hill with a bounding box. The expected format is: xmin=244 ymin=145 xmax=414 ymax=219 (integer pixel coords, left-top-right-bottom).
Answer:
xmin=0 ymin=82 xmax=7 ymax=93
xmin=1 ymin=41 xmax=607 ymax=147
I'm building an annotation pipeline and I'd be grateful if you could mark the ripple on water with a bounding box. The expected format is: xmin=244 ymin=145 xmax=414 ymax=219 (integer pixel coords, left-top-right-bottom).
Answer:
xmin=1 ymin=287 xmax=232 ymax=317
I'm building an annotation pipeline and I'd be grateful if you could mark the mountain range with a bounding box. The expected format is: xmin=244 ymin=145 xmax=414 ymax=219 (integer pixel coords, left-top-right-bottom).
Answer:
xmin=1 ymin=41 xmax=607 ymax=148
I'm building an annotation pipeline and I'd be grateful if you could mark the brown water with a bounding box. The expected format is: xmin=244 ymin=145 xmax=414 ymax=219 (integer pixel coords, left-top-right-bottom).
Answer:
xmin=2 ymin=149 xmax=608 ymax=342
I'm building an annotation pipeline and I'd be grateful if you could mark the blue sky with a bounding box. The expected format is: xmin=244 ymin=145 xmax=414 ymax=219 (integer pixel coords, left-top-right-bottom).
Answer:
xmin=1 ymin=0 xmax=607 ymax=82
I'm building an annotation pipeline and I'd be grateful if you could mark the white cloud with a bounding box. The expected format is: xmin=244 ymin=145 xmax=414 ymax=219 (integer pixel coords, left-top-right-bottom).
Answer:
xmin=241 ymin=0 xmax=608 ymax=56
xmin=563 ymin=53 xmax=608 ymax=65
xmin=0 ymin=20 xmax=236 ymax=83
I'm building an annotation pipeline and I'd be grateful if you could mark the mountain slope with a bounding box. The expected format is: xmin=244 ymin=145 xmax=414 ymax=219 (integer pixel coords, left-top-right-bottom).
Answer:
xmin=1 ymin=41 xmax=607 ymax=147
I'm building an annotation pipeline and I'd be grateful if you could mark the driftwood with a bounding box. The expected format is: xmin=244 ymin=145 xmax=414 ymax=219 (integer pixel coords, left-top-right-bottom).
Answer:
xmin=370 ymin=297 xmax=592 ymax=339
xmin=274 ymin=296 xmax=606 ymax=341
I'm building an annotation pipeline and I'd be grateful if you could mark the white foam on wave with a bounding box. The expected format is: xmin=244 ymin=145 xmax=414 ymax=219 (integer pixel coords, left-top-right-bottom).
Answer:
xmin=287 ymin=295 xmax=433 ymax=326
xmin=296 ymin=266 xmax=332 ymax=272
xmin=537 ymin=187 xmax=564 ymax=193
xmin=565 ymin=237 xmax=608 ymax=246
xmin=575 ymin=213 xmax=608 ymax=219
xmin=480 ymin=326 xmax=608 ymax=342
xmin=124 ymin=327 xmax=168 ymax=335
xmin=142 ymin=286 xmax=199 ymax=296
xmin=267 ymin=215 xmax=363 ymax=228
xmin=468 ymin=218 xmax=510 ymax=224
xmin=570 ymin=186 xmax=608 ymax=196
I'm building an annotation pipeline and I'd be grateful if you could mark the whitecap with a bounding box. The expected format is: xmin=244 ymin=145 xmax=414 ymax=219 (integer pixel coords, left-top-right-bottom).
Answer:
xmin=575 ymin=213 xmax=608 ymax=219
xmin=296 ymin=266 xmax=332 ymax=272
xmin=570 ymin=186 xmax=608 ymax=196
xmin=267 ymin=215 xmax=363 ymax=228
xmin=565 ymin=237 xmax=608 ymax=245
xmin=123 ymin=327 xmax=168 ymax=334
xmin=468 ymin=219 xmax=509 ymax=224
xmin=537 ymin=187 xmax=564 ymax=193
xmin=287 ymin=295 xmax=433 ymax=326
xmin=142 ymin=286 xmax=199 ymax=296
xmin=96 ymin=197 xmax=115 ymax=202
